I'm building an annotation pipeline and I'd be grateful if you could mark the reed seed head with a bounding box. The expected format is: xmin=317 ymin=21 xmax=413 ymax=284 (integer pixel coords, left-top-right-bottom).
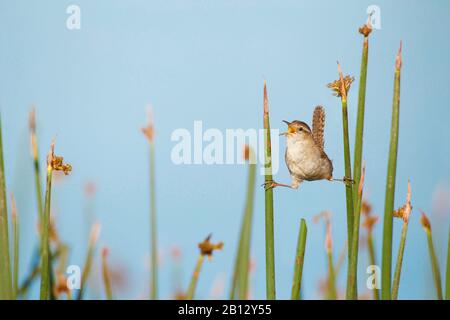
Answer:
xmin=393 ymin=180 xmax=412 ymax=223
xmin=141 ymin=106 xmax=155 ymax=143
xmin=361 ymin=200 xmax=372 ymax=216
xmin=362 ymin=215 xmax=379 ymax=232
xmin=47 ymin=141 xmax=72 ymax=175
xmin=53 ymin=271 xmax=69 ymax=297
xmin=89 ymin=222 xmax=101 ymax=246
xmin=358 ymin=13 xmax=373 ymax=37
xmin=396 ymin=41 xmax=403 ymax=70
xmin=198 ymin=234 xmax=224 ymax=259
xmin=327 ymin=69 xmax=354 ymax=99
xmin=29 ymin=108 xmax=38 ymax=160
xmin=420 ymin=211 xmax=431 ymax=234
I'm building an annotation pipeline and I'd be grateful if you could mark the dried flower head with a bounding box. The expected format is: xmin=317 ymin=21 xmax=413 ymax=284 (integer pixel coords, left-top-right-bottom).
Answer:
xmin=198 ymin=234 xmax=223 ymax=260
xmin=29 ymin=108 xmax=39 ymax=160
xmin=393 ymin=180 xmax=412 ymax=223
xmin=141 ymin=107 xmax=154 ymax=143
xmin=420 ymin=211 xmax=431 ymax=233
xmin=53 ymin=271 xmax=69 ymax=297
xmin=362 ymin=215 xmax=379 ymax=232
xmin=359 ymin=13 xmax=373 ymax=37
xmin=327 ymin=68 xmax=354 ymax=99
xmin=47 ymin=142 xmax=72 ymax=175
xmin=361 ymin=200 xmax=372 ymax=216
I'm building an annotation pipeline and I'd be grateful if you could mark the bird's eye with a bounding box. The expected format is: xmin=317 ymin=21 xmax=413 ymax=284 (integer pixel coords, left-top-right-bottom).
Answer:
xmin=298 ymin=127 xmax=303 ymax=132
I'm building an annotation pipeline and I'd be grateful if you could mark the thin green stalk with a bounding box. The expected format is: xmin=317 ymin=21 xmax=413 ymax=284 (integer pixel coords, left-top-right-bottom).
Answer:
xmin=101 ymin=247 xmax=113 ymax=300
xmin=11 ymin=195 xmax=19 ymax=300
xmin=333 ymin=63 xmax=355 ymax=259
xmin=326 ymin=250 xmax=337 ymax=300
xmin=392 ymin=221 xmax=408 ymax=299
xmin=291 ymin=219 xmax=307 ymax=300
xmin=237 ymin=149 xmax=256 ymax=300
xmin=186 ymin=255 xmax=204 ymax=300
xmin=263 ymin=81 xmax=276 ymax=300
xmin=149 ymin=142 xmax=158 ymax=300
xmin=353 ymin=24 xmax=371 ymax=219
xmin=346 ymin=166 xmax=365 ymax=300
xmin=426 ymin=231 xmax=443 ymax=299
xmin=381 ymin=43 xmax=402 ymax=300
xmin=0 ymin=115 xmax=12 ymax=300
xmin=445 ymin=229 xmax=450 ymax=300
xmin=30 ymin=109 xmax=44 ymax=224
xmin=142 ymin=111 xmax=158 ymax=300
xmin=77 ymin=222 xmax=100 ymax=300
xmin=367 ymin=233 xmax=379 ymax=300
xmin=40 ymin=149 xmax=53 ymax=300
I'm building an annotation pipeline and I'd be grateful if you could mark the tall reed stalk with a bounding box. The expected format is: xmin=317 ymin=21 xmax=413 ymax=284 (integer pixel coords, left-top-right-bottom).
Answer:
xmin=0 ymin=115 xmax=12 ymax=300
xmin=101 ymin=247 xmax=113 ymax=300
xmin=230 ymin=146 xmax=256 ymax=300
xmin=346 ymin=165 xmax=365 ymax=300
xmin=291 ymin=219 xmax=307 ymax=300
xmin=353 ymin=20 xmax=372 ymax=217
xmin=186 ymin=255 xmax=204 ymax=300
xmin=142 ymin=109 xmax=158 ymax=300
xmin=77 ymin=222 xmax=101 ymax=300
xmin=40 ymin=144 xmax=55 ymax=300
xmin=325 ymin=218 xmax=337 ymax=300
xmin=11 ymin=194 xmax=19 ymax=300
xmin=421 ymin=212 xmax=443 ymax=300
xmin=263 ymin=81 xmax=276 ymax=300
xmin=381 ymin=43 xmax=402 ymax=300
xmin=445 ymin=229 xmax=450 ymax=300
xmin=328 ymin=63 xmax=355 ymax=253
xmin=29 ymin=108 xmax=44 ymax=223
xmin=391 ymin=181 xmax=412 ymax=300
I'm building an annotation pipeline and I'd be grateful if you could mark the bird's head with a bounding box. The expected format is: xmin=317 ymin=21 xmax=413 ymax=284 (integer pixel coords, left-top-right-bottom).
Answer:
xmin=280 ymin=120 xmax=312 ymax=139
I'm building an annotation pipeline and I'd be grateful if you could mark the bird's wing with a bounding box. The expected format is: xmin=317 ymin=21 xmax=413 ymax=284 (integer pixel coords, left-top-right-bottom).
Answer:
xmin=312 ymin=105 xmax=325 ymax=151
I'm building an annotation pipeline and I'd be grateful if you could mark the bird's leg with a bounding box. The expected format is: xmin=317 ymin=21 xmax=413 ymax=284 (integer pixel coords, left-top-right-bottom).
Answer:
xmin=261 ymin=180 xmax=294 ymax=190
xmin=330 ymin=176 xmax=354 ymax=186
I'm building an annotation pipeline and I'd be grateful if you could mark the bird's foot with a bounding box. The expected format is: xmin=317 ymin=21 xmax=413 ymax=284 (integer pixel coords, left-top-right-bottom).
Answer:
xmin=261 ymin=180 xmax=292 ymax=190
xmin=331 ymin=176 xmax=354 ymax=186
xmin=343 ymin=176 xmax=354 ymax=186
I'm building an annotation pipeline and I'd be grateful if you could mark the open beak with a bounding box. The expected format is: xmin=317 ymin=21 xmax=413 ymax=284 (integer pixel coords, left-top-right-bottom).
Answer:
xmin=280 ymin=120 xmax=295 ymax=136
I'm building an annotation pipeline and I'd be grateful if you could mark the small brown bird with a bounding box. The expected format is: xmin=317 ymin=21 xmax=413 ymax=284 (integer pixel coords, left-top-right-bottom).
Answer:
xmin=264 ymin=106 xmax=348 ymax=190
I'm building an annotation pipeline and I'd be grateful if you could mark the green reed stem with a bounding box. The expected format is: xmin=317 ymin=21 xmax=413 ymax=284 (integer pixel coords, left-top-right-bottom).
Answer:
xmin=381 ymin=44 xmax=402 ymax=300
xmin=237 ymin=152 xmax=256 ymax=300
xmin=392 ymin=221 xmax=408 ymax=300
xmin=340 ymin=90 xmax=354 ymax=259
xmin=102 ymin=248 xmax=113 ymax=300
xmin=445 ymin=229 xmax=450 ymax=300
xmin=149 ymin=142 xmax=158 ymax=300
xmin=186 ymin=255 xmax=204 ymax=300
xmin=367 ymin=233 xmax=379 ymax=300
xmin=263 ymin=82 xmax=276 ymax=300
xmin=40 ymin=153 xmax=53 ymax=300
xmin=291 ymin=219 xmax=307 ymax=300
xmin=0 ymin=116 xmax=12 ymax=300
xmin=12 ymin=198 xmax=19 ymax=300
xmin=346 ymin=167 xmax=365 ymax=300
xmin=353 ymin=33 xmax=369 ymax=220
xmin=425 ymin=228 xmax=443 ymax=300
xmin=327 ymin=250 xmax=337 ymax=300
xmin=77 ymin=222 xmax=100 ymax=300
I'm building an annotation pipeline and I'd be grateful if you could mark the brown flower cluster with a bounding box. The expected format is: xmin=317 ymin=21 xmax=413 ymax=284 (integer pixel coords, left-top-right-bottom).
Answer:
xmin=198 ymin=234 xmax=224 ymax=259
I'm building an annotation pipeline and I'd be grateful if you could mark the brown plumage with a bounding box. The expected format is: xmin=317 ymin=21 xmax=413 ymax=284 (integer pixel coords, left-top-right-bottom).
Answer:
xmin=312 ymin=105 xmax=325 ymax=152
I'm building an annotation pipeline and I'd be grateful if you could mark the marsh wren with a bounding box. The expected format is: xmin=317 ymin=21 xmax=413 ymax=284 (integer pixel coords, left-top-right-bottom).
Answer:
xmin=264 ymin=106 xmax=347 ymax=190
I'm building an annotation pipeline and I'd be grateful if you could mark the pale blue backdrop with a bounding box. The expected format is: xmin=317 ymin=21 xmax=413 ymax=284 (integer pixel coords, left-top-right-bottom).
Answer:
xmin=1 ymin=0 xmax=449 ymax=299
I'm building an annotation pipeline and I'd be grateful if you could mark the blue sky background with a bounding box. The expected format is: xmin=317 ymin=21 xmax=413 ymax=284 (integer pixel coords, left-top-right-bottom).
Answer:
xmin=1 ymin=0 xmax=450 ymax=299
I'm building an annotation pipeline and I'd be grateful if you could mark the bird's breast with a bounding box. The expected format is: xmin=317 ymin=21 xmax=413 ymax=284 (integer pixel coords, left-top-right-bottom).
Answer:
xmin=285 ymin=137 xmax=332 ymax=181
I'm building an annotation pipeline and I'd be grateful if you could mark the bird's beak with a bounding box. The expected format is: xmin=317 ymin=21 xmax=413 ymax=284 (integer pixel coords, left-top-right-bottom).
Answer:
xmin=280 ymin=120 xmax=295 ymax=136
